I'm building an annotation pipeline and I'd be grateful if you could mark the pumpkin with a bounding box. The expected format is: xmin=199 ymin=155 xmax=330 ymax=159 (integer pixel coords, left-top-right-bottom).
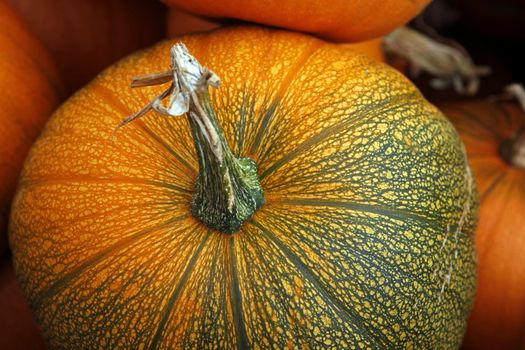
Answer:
xmin=340 ymin=39 xmax=386 ymax=63
xmin=0 ymin=258 xmax=46 ymax=350
xmin=162 ymin=0 xmax=431 ymax=42
xmin=167 ymin=8 xmax=221 ymax=37
xmin=166 ymin=9 xmax=386 ymax=63
xmin=9 ymin=27 xmax=477 ymax=349
xmin=4 ymin=0 xmax=166 ymax=93
xmin=441 ymin=99 xmax=525 ymax=350
xmin=0 ymin=1 xmax=63 ymax=254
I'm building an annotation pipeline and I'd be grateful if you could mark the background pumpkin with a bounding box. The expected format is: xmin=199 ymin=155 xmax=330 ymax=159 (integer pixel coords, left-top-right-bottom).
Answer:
xmin=166 ymin=9 xmax=386 ymax=62
xmin=162 ymin=0 xmax=431 ymax=42
xmin=441 ymin=99 xmax=525 ymax=350
xmin=167 ymin=8 xmax=221 ymax=38
xmin=167 ymin=8 xmax=385 ymax=62
xmin=10 ymin=27 xmax=477 ymax=349
xmin=4 ymin=0 xmax=166 ymax=93
xmin=0 ymin=1 xmax=63 ymax=255
xmin=0 ymin=257 xmax=46 ymax=350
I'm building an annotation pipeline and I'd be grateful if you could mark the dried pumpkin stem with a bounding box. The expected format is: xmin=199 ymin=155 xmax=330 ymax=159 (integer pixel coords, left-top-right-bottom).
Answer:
xmin=497 ymin=84 xmax=525 ymax=169
xmin=509 ymin=84 xmax=525 ymax=168
xmin=501 ymin=128 xmax=525 ymax=169
xmin=500 ymin=108 xmax=525 ymax=168
xmin=119 ymin=43 xmax=264 ymax=233
xmin=383 ymin=26 xmax=490 ymax=95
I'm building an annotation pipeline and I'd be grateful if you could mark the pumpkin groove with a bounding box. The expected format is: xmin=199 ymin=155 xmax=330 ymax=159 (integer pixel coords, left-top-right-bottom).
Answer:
xmin=9 ymin=27 xmax=477 ymax=349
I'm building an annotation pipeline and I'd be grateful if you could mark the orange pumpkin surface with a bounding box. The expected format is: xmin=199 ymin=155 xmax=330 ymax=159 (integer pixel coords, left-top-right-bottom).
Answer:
xmin=442 ymin=100 xmax=525 ymax=349
xmin=0 ymin=258 xmax=46 ymax=350
xmin=4 ymin=0 xmax=166 ymax=93
xmin=0 ymin=1 xmax=62 ymax=254
xmin=340 ymin=39 xmax=386 ymax=63
xmin=166 ymin=9 xmax=386 ymax=63
xmin=10 ymin=27 xmax=477 ymax=349
xmin=162 ymin=0 xmax=430 ymax=42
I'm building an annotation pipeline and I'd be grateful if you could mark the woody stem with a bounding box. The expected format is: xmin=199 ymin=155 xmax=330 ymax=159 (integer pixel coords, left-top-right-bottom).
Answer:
xmin=187 ymin=88 xmax=265 ymax=233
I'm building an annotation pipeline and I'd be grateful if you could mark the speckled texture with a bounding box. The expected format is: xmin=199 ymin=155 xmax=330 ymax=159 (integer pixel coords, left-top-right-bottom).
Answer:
xmin=9 ymin=27 xmax=477 ymax=349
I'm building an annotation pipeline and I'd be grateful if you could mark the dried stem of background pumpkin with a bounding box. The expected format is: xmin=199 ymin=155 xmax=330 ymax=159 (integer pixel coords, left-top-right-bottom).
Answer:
xmin=501 ymin=83 xmax=525 ymax=112
xmin=490 ymin=84 xmax=525 ymax=169
xmin=383 ymin=26 xmax=490 ymax=95
xmin=116 ymin=43 xmax=264 ymax=233
xmin=510 ymin=130 xmax=525 ymax=169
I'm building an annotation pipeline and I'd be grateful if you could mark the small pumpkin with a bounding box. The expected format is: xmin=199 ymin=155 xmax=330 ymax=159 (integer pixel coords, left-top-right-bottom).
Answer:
xmin=0 ymin=1 xmax=62 ymax=254
xmin=10 ymin=27 xmax=477 ymax=349
xmin=162 ymin=0 xmax=431 ymax=42
xmin=0 ymin=258 xmax=46 ymax=350
xmin=441 ymin=99 xmax=525 ymax=350
xmin=4 ymin=0 xmax=166 ymax=93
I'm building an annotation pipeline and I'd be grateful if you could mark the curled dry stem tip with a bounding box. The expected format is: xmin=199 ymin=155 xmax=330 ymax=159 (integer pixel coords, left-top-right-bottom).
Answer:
xmin=114 ymin=43 xmax=220 ymax=132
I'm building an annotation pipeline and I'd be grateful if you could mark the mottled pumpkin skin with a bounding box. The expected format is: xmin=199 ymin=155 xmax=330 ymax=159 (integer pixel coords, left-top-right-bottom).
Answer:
xmin=0 ymin=2 xmax=62 ymax=254
xmin=10 ymin=27 xmax=477 ymax=349
xmin=163 ymin=0 xmax=430 ymax=42
xmin=442 ymin=101 xmax=525 ymax=350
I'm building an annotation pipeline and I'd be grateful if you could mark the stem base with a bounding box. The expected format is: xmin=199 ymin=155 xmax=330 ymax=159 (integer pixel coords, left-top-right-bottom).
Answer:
xmin=191 ymin=157 xmax=264 ymax=233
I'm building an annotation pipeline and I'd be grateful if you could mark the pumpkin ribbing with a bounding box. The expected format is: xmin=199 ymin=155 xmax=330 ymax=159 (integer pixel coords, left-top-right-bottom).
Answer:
xmin=9 ymin=27 xmax=477 ymax=349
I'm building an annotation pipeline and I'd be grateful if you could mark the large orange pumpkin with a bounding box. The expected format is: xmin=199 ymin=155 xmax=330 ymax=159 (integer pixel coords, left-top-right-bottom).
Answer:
xmin=0 ymin=1 xmax=63 ymax=254
xmin=441 ymin=99 xmax=525 ymax=350
xmin=10 ymin=27 xmax=477 ymax=349
xmin=0 ymin=258 xmax=46 ymax=350
xmin=162 ymin=0 xmax=431 ymax=42
xmin=4 ymin=0 xmax=166 ymax=93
